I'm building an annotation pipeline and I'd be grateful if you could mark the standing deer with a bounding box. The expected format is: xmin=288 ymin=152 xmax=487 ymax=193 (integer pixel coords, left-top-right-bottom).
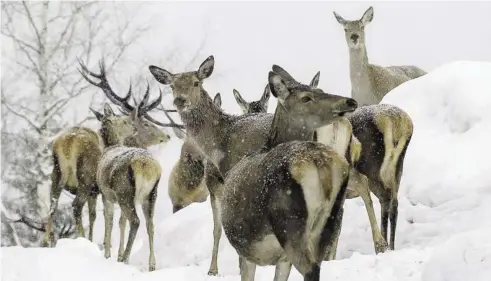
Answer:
xmin=221 ymin=71 xmax=357 ymax=281
xmin=148 ymin=56 xmax=356 ymax=276
xmin=333 ymin=6 xmax=426 ymax=106
xmin=168 ymin=93 xmax=222 ymax=213
xmin=96 ymin=89 xmax=171 ymax=272
xmin=43 ymin=60 xmax=171 ymax=247
xmin=233 ymin=84 xmax=271 ymax=114
xmin=310 ymin=71 xmax=413 ymax=253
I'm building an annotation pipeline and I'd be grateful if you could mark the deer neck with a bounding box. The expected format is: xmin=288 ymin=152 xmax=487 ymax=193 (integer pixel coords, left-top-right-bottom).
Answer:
xmin=99 ymin=127 xmax=121 ymax=148
xmin=178 ymin=89 xmax=229 ymax=152
xmin=349 ymin=44 xmax=373 ymax=105
xmin=123 ymin=135 xmax=144 ymax=148
xmin=265 ymin=104 xmax=314 ymax=149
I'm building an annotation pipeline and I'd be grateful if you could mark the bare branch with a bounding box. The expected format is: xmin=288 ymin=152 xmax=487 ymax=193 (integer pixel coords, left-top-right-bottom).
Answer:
xmin=1 ymin=102 xmax=41 ymax=134
xmin=21 ymin=1 xmax=42 ymax=47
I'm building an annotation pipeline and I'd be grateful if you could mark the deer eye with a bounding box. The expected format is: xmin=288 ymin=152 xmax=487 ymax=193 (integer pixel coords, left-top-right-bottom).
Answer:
xmin=194 ymin=81 xmax=199 ymax=87
xmin=344 ymin=28 xmax=348 ymax=32
xmin=301 ymin=96 xmax=312 ymax=103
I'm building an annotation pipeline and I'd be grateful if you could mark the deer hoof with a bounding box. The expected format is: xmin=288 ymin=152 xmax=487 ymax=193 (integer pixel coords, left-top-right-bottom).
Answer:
xmin=375 ymin=239 xmax=389 ymax=254
xmin=207 ymin=269 xmax=218 ymax=276
xmin=117 ymin=256 xmax=124 ymax=262
xmin=149 ymin=264 xmax=156 ymax=272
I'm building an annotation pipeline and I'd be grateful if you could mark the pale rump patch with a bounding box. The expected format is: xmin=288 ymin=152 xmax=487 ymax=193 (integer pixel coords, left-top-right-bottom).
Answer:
xmin=131 ymin=157 xmax=162 ymax=204
xmin=289 ymin=155 xmax=347 ymax=262
xmin=316 ymin=118 xmax=353 ymax=158
xmin=373 ymin=107 xmax=413 ymax=191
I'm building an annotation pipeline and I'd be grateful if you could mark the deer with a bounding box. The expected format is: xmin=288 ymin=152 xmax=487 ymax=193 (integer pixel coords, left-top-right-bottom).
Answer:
xmin=148 ymin=56 xmax=356 ymax=276
xmin=308 ymin=70 xmax=413 ymax=253
xmin=168 ymin=93 xmax=222 ymax=213
xmin=333 ymin=6 xmax=427 ymax=106
xmin=96 ymin=91 xmax=165 ymax=272
xmin=233 ymin=84 xmax=271 ymax=114
xmin=169 ymin=87 xmax=275 ymax=214
xmin=42 ymin=60 xmax=171 ymax=247
xmin=220 ymin=70 xmax=357 ymax=281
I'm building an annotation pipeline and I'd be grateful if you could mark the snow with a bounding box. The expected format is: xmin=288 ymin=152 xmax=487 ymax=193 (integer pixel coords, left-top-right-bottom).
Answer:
xmin=3 ymin=61 xmax=491 ymax=280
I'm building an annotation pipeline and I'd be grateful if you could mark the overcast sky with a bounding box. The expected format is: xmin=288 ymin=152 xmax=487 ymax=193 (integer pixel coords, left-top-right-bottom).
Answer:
xmin=3 ymin=1 xmax=491 ymax=116
xmin=119 ymin=1 xmax=491 ymax=113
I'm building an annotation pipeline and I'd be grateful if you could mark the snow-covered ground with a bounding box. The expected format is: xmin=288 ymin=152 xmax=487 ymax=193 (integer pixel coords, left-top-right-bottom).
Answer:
xmin=3 ymin=61 xmax=491 ymax=280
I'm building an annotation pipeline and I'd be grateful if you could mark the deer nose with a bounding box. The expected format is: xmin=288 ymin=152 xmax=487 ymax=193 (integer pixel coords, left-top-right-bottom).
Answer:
xmin=350 ymin=34 xmax=359 ymax=41
xmin=173 ymin=97 xmax=187 ymax=108
xmin=346 ymin=98 xmax=358 ymax=108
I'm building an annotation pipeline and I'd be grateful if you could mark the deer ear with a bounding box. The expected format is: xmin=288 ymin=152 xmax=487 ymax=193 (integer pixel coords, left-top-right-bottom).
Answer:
xmin=310 ymin=71 xmax=320 ymax=88
xmin=90 ymin=108 xmax=104 ymax=121
xmin=149 ymin=65 xmax=173 ymax=85
xmin=361 ymin=6 xmax=374 ymax=25
xmin=260 ymin=85 xmax=271 ymax=108
xmin=173 ymin=127 xmax=187 ymax=139
xmin=268 ymin=72 xmax=290 ymax=104
xmin=213 ymin=93 xmax=222 ymax=108
xmin=333 ymin=11 xmax=347 ymax=25
xmin=233 ymin=89 xmax=249 ymax=113
xmin=197 ymin=55 xmax=214 ymax=80
xmin=103 ymin=104 xmax=115 ymax=117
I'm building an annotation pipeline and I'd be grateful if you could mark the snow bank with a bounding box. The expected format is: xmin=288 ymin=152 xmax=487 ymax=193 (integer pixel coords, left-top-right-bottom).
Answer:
xmin=3 ymin=60 xmax=491 ymax=280
xmin=421 ymin=228 xmax=491 ymax=281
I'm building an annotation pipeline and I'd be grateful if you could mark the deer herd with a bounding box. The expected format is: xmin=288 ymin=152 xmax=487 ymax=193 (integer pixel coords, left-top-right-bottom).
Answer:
xmin=41 ymin=6 xmax=426 ymax=281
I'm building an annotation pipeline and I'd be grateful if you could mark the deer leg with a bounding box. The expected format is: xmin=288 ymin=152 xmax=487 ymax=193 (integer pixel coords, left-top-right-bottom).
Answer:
xmin=273 ymin=261 xmax=292 ymax=281
xmin=380 ymin=198 xmax=390 ymax=243
xmin=208 ymin=193 xmax=222 ymax=276
xmin=87 ymin=194 xmax=97 ymax=242
xmin=120 ymin=204 xmax=140 ymax=264
xmin=142 ymin=184 xmax=158 ymax=272
xmin=304 ymin=264 xmax=321 ymax=281
xmin=240 ymin=257 xmax=257 ymax=281
xmin=204 ymin=162 xmax=225 ymax=276
xmin=43 ymin=179 xmax=62 ymax=247
xmin=389 ymin=196 xmax=398 ymax=250
xmin=325 ymin=207 xmax=344 ymax=261
xmin=102 ymin=194 xmax=114 ymax=259
xmin=117 ymin=213 xmax=127 ymax=261
xmin=72 ymin=193 xmax=88 ymax=238
xmin=350 ymin=170 xmax=387 ymax=253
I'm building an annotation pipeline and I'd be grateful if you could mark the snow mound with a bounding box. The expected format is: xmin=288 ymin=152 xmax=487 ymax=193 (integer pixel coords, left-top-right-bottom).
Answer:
xmin=3 ymin=61 xmax=491 ymax=281
xmin=421 ymin=228 xmax=491 ymax=281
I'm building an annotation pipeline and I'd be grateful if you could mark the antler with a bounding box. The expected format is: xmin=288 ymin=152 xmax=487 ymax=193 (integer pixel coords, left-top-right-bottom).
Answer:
xmin=79 ymin=58 xmax=183 ymax=128
xmin=77 ymin=58 xmax=135 ymax=113
xmin=118 ymin=88 xmax=185 ymax=129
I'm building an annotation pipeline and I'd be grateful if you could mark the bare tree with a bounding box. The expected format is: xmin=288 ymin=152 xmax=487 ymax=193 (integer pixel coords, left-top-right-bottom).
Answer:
xmin=1 ymin=1 xmax=148 ymax=247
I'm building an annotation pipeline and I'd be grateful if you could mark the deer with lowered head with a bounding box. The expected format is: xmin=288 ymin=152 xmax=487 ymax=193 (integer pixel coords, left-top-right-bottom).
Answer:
xmin=309 ymin=71 xmax=413 ymax=253
xmin=42 ymin=60 xmax=171 ymax=247
xmin=148 ymin=56 xmax=357 ymax=276
xmin=334 ymin=6 xmax=426 ymax=106
xmin=169 ymin=88 xmax=274 ymax=214
xmin=168 ymin=93 xmax=221 ymax=213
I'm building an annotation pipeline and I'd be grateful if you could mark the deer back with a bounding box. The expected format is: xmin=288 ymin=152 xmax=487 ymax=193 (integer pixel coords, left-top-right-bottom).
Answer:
xmin=52 ymin=126 xmax=103 ymax=193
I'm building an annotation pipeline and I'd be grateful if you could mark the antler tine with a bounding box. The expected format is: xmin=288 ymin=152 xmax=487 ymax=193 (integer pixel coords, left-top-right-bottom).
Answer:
xmin=142 ymin=85 xmax=163 ymax=114
xmin=136 ymin=84 xmax=151 ymax=117
xmin=143 ymin=113 xmax=185 ymax=129
xmin=78 ymin=57 xmax=134 ymax=112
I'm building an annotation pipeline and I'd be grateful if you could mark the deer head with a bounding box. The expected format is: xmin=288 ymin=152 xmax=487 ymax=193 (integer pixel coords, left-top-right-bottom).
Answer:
xmin=233 ymin=84 xmax=271 ymax=114
xmin=79 ymin=58 xmax=173 ymax=147
xmin=148 ymin=56 xmax=215 ymax=112
xmin=269 ymin=66 xmax=358 ymax=130
xmin=333 ymin=6 xmax=374 ymax=49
